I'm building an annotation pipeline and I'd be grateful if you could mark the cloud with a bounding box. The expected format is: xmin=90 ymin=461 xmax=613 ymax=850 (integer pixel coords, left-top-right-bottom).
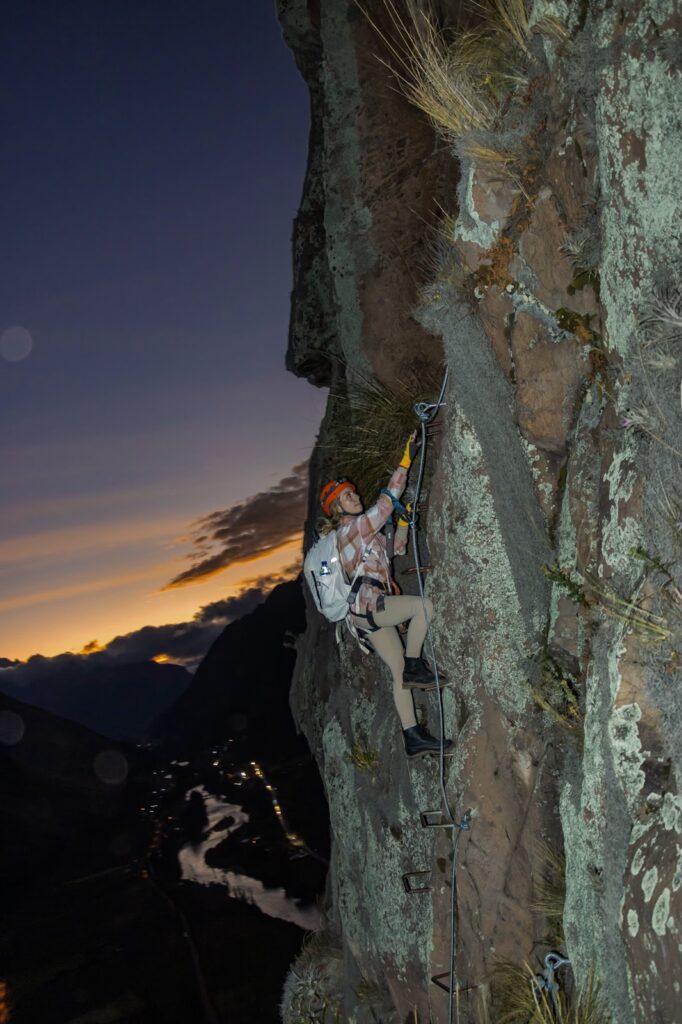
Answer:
xmin=79 ymin=639 xmax=103 ymax=654
xmin=195 ymin=562 xmax=300 ymax=624
xmin=163 ymin=462 xmax=308 ymax=589
xmin=100 ymin=581 xmax=282 ymax=664
xmin=0 ymin=567 xmax=302 ymax=678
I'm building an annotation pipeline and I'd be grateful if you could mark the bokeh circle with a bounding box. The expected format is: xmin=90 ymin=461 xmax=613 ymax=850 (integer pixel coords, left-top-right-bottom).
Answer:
xmin=0 ymin=325 xmax=33 ymax=362
xmin=0 ymin=710 xmax=25 ymax=745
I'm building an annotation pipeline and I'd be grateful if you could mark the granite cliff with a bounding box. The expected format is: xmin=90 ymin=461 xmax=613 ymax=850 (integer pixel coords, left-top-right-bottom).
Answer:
xmin=277 ymin=1 xmax=682 ymax=1021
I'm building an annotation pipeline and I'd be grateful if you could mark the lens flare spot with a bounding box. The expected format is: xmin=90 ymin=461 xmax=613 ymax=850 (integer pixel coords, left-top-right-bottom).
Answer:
xmin=0 ymin=325 xmax=33 ymax=362
xmin=0 ymin=710 xmax=24 ymax=745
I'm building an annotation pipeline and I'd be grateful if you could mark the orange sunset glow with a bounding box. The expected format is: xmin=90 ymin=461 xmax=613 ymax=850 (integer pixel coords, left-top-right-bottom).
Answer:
xmin=2 ymin=536 xmax=303 ymax=662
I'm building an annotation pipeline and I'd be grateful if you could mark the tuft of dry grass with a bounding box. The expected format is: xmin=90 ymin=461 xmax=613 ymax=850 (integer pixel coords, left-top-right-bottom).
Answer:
xmin=460 ymin=138 xmax=518 ymax=168
xmin=559 ymin=226 xmax=601 ymax=278
xmin=322 ymin=366 xmax=444 ymax=505
xmin=533 ymin=14 xmax=571 ymax=44
xmin=360 ymin=0 xmax=568 ymax=180
xmin=542 ymin=562 xmax=676 ymax=646
xmin=490 ymin=964 xmax=608 ymax=1024
xmin=359 ymin=0 xmax=504 ymax=142
xmin=416 ymin=207 xmax=468 ymax=295
xmin=530 ymin=840 xmax=566 ymax=948
xmin=640 ymin=287 xmax=682 ymax=344
xmin=479 ymin=0 xmax=531 ymax=55
xmin=584 ymin=571 xmax=674 ymax=645
xmin=281 ymin=931 xmax=344 ymax=1024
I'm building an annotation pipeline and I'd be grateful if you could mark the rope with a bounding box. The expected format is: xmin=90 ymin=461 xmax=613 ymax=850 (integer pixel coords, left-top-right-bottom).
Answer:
xmin=406 ymin=366 xmax=472 ymax=1024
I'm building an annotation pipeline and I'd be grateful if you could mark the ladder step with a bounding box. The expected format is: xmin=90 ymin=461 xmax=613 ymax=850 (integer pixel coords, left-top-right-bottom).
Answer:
xmin=420 ymin=810 xmax=455 ymax=829
xmin=431 ymin=974 xmax=479 ymax=996
xmin=402 ymin=870 xmax=432 ymax=894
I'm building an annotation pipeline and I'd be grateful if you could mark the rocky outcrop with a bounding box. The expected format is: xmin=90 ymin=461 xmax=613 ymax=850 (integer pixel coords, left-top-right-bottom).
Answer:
xmin=279 ymin=1 xmax=682 ymax=1021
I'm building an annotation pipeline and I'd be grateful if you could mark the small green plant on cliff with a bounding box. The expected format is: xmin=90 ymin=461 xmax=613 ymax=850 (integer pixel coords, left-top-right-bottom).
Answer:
xmin=640 ymin=286 xmax=682 ymax=344
xmin=633 ymin=287 xmax=682 ymax=410
xmin=322 ymin=366 xmax=443 ymax=505
xmin=629 ymin=546 xmax=682 ymax=600
xmin=529 ymin=646 xmax=583 ymax=740
xmin=628 ymin=546 xmax=682 ymax=633
xmin=559 ymin=227 xmax=600 ymax=298
xmin=350 ymin=735 xmax=379 ymax=772
xmin=280 ymin=931 xmax=344 ymax=1024
xmin=356 ymin=978 xmax=401 ymax=1021
xmin=542 ymin=564 xmax=589 ymax=607
xmin=554 ymin=308 xmax=601 ymax=345
xmin=543 ymin=562 xmax=673 ymax=645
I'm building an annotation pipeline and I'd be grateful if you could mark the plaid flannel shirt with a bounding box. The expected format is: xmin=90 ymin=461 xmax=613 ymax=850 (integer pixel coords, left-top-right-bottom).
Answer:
xmin=337 ymin=465 xmax=408 ymax=616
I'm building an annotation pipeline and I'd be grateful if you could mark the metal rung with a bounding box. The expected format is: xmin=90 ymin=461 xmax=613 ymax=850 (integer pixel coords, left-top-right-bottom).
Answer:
xmin=404 ymin=565 xmax=433 ymax=575
xmin=402 ymin=870 xmax=432 ymax=894
xmin=420 ymin=811 xmax=455 ymax=829
xmin=431 ymin=974 xmax=478 ymax=995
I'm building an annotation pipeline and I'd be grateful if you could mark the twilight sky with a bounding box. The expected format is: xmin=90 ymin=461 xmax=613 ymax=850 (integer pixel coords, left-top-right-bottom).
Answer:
xmin=1 ymin=1 xmax=326 ymax=661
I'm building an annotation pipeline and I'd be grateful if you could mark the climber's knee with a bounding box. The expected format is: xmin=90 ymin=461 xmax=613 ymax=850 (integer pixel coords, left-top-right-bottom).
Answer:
xmin=421 ymin=597 xmax=434 ymax=622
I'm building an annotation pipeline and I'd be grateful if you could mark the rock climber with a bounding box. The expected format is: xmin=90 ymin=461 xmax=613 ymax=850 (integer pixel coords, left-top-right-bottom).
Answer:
xmin=319 ymin=432 xmax=453 ymax=759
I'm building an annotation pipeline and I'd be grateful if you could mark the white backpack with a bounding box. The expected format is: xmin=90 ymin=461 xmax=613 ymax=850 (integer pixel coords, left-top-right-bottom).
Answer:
xmin=304 ymin=531 xmax=368 ymax=622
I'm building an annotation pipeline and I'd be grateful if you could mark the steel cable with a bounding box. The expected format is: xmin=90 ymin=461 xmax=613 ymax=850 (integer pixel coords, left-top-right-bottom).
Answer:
xmin=407 ymin=366 xmax=471 ymax=1024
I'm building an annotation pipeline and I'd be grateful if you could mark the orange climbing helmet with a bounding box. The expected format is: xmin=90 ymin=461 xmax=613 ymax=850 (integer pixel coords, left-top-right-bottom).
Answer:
xmin=319 ymin=477 xmax=356 ymax=517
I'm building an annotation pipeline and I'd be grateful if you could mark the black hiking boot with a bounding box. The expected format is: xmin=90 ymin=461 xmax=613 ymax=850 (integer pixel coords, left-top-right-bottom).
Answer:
xmin=402 ymin=657 xmax=447 ymax=690
xmin=403 ymin=724 xmax=454 ymax=759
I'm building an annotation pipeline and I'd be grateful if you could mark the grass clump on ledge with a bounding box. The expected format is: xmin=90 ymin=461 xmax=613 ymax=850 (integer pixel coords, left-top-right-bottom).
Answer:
xmin=361 ymin=0 xmax=498 ymax=142
xmin=529 ymin=646 xmax=583 ymax=742
xmin=322 ymin=366 xmax=445 ymax=507
xmin=280 ymin=931 xmax=344 ymax=1024
xmin=530 ymin=839 xmax=567 ymax=949
xmin=358 ymin=0 xmax=569 ymax=168
xmin=350 ymin=735 xmax=379 ymax=772
xmin=490 ymin=965 xmax=608 ymax=1024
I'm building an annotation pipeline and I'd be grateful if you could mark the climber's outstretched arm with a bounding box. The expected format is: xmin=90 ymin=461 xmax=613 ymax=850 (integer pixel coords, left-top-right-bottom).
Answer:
xmin=339 ymin=432 xmax=419 ymax=550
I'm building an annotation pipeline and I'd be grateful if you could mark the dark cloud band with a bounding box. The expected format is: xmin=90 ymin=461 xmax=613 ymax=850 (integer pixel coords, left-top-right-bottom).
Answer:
xmin=164 ymin=462 xmax=308 ymax=589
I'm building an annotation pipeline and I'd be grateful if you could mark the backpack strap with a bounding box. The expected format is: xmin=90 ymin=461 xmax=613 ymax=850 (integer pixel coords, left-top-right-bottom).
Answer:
xmin=339 ymin=533 xmax=372 ymax=601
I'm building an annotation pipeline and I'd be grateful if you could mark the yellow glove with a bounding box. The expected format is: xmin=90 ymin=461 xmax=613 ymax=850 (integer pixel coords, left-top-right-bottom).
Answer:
xmin=397 ymin=502 xmax=413 ymax=528
xmin=399 ymin=431 xmax=421 ymax=469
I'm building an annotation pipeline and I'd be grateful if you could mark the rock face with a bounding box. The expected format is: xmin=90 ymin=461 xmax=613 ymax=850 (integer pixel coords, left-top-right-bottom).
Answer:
xmin=278 ymin=1 xmax=682 ymax=1021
